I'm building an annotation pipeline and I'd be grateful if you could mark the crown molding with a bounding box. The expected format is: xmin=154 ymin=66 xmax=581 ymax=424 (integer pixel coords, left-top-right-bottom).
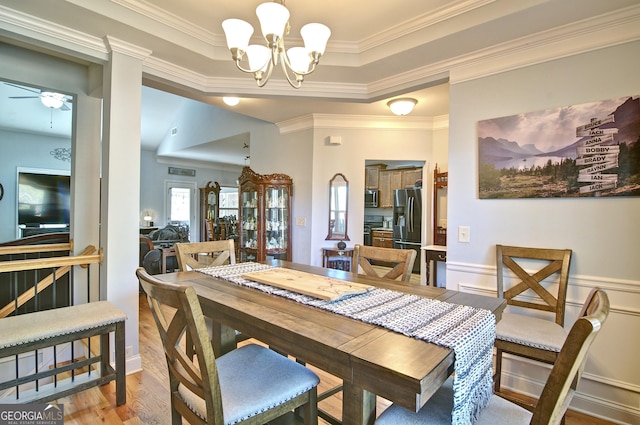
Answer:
xmin=0 ymin=4 xmax=108 ymax=62
xmin=360 ymin=0 xmax=495 ymax=52
xmin=2 ymin=2 xmax=638 ymax=102
xmin=449 ymin=4 xmax=640 ymax=84
xmin=276 ymin=113 xmax=448 ymax=134
xmin=104 ymin=36 xmax=152 ymax=60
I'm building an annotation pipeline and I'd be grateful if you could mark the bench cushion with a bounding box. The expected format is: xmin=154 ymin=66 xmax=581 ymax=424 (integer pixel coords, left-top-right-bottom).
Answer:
xmin=0 ymin=301 xmax=127 ymax=350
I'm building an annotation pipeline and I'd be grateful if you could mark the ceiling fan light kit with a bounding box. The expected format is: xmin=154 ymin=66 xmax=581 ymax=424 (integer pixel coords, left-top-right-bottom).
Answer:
xmin=222 ymin=0 xmax=330 ymax=89
xmin=40 ymin=92 xmax=65 ymax=109
xmin=388 ymin=98 xmax=417 ymax=116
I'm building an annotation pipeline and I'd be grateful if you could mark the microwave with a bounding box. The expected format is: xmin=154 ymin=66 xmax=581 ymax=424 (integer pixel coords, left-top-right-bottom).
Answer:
xmin=365 ymin=190 xmax=379 ymax=208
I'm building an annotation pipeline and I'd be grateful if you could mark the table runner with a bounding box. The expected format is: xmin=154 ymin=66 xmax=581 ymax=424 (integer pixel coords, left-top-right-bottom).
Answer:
xmin=197 ymin=263 xmax=495 ymax=425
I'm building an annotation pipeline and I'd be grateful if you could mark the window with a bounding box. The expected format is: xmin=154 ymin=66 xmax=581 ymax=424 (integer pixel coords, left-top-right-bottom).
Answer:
xmin=219 ymin=186 xmax=238 ymax=219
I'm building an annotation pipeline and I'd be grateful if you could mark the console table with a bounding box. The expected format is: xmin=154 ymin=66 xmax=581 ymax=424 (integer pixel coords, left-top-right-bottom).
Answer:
xmin=322 ymin=248 xmax=354 ymax=272
xmin=423 ymin=245 xmax=447 ymax=287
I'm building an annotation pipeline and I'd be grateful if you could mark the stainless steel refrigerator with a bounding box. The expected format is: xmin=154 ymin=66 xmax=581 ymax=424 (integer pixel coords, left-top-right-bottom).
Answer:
xmin=392 ymin=188 xmax=422 ymax=273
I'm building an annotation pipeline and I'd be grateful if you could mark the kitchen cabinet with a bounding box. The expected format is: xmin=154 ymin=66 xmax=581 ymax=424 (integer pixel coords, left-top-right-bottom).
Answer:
xmin=365 ymin=164 xmax=386 ymax=189
xmin=433 ymin=165 xmax=448 ymax=246
xmin=372 ymin=229 xmax=393 ymax=248
xmin=378 ymin=167 xmax=422 ymax=208
xmin=199 ymin=181 xmax=220 ymax=241
xmin=402 ymin=168 xmax=423 ymax=188
xmin=378 ymin=170 xmax=402 ymax=208
xmin=238 ymin=166 xmax=292 ymax=262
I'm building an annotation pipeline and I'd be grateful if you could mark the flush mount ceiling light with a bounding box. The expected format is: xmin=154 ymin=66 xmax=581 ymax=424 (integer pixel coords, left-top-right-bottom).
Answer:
xmin=40 ymin=92 xmax=66 ymax=109
xmin=222 ymin=0 xmax=331 ymax=89
xmin=223 ymin=96 xmax=240 ymax=106
xmin=388 ymin=98 xmax=417 ymax=116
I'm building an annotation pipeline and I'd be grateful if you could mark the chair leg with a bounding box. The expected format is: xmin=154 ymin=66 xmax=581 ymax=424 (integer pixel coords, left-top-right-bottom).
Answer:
xmin=298 ymin=388 xmax=318 ymax=425
xmin=171 ymin=404 xmax=182 ymax=425
xmin=494 ymin=348 xmax=503 ymax=393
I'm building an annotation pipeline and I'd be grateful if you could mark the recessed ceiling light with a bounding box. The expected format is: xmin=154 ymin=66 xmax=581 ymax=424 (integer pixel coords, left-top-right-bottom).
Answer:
xmin=223 ymin=96 xmax=240 ymax=106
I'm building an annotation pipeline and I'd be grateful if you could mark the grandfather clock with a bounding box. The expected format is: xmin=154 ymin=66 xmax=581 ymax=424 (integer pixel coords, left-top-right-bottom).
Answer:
xmin=199 ymin=181 xmax=220 ymax=241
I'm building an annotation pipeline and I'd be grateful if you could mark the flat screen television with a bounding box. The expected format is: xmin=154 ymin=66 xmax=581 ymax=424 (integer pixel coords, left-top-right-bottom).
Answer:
xmin=17 ymin=171 xmax=70 ymax=226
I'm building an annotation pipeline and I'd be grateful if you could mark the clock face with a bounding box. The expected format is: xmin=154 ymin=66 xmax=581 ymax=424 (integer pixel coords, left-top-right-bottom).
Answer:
xmin=208 ymin=192 xmax=216 ymax=204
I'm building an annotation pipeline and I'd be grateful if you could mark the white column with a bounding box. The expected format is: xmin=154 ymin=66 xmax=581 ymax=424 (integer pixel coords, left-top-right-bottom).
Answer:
xmin=101 ymin=37 xmax=151 ymax=373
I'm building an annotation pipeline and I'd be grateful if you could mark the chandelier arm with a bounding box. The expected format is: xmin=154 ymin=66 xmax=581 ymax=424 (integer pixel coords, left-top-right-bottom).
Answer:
xmin=256 ymin=59 xmax=276 ymax=87
xmin=281 ymin=49 xmax=321 ymax=77
xmin=280 ymin=55 xmax=303 ymax=89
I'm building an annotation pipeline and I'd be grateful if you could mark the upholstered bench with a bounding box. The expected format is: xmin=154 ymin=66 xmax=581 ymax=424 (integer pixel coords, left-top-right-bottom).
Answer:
xmin=0 ymin=301 xmax=127 ymax=405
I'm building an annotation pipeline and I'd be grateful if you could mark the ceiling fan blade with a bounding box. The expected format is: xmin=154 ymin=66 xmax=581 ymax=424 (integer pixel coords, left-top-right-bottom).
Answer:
xmin=9 ymin=96 xmax=41 ymax=99
xmin=60 ymin=103 xmax=71 ymax=111
xmin=3 ymin=82 xmax=42 ymax=94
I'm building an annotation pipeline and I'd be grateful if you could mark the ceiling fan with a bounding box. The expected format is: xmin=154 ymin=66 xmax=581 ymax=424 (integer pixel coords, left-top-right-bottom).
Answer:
xmin=5 ymin=82 xmax=72 ymax=111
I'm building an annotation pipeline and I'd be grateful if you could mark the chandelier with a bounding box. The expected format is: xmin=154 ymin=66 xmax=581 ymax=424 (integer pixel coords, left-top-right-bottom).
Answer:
xmin=221 ymin=1 xmax=331 ymax=89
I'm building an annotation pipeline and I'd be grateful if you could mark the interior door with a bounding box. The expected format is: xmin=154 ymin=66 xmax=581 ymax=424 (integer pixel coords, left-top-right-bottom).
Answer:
xmin=165 ymin=181 xmax=196 ymax=241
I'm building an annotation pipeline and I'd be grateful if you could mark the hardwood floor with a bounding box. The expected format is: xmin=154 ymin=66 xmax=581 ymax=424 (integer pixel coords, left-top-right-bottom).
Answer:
xmin=56 ymin=293 xmax=615 ymax=425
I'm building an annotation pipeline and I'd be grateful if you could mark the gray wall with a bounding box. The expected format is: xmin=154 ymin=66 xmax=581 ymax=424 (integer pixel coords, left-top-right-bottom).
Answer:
xmin=0 ymin=129 xmax=71 ymax=242
xmin=448 ymin=40 xmax=640 ymax=422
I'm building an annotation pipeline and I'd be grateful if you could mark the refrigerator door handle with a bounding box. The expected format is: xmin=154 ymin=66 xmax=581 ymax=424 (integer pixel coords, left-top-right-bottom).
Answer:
xmin=409 ymin=196 xmax=413 ymax=232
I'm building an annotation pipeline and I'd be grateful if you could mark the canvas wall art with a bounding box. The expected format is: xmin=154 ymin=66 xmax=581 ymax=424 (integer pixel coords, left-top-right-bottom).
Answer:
xmin=477 ymin=95 xmax=640 ymax=198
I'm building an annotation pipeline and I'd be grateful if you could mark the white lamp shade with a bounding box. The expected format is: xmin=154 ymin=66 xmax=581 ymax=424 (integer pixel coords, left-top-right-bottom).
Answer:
xmin=245 ymin=44 xmax=271 ymax=72
xmin=40 ymin=92 xmax=64 ymax=109
xmin=388 ymin=98 xmax=417 ymax=116
xmin=287 ymin=47 xmax=311 ymax=73
xmin=256 ymin=2 xmax=290 ymax=39
xmin=301 ymin=23 xmax=331 ymax=55
xmin=222 ymin=19 xmax=254 ymax=51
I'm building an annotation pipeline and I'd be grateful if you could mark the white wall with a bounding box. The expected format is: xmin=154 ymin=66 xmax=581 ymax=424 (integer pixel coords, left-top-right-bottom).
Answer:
xmin=250 ymin=119 xmax=448 ymax=268
xmin=140 ymin=150 xmax=243 ymax=229
xmin=448 ymin=40 xmax=640 ymax=423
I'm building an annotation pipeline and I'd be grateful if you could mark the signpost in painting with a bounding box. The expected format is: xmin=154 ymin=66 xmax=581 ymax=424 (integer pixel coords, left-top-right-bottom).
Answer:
xmin=575 ymin=117 xmax=619 ymax=195
xmin=477 ymin=95 xmax=640 ymax=198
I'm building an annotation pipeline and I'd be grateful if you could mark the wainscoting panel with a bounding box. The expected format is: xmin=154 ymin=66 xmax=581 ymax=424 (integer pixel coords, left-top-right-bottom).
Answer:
xmin=447 ymin=261 xmax=640 ymax=425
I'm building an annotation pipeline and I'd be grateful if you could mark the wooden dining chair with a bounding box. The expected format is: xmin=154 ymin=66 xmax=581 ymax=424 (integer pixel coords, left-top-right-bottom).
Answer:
xmin=375 ymin=287 xmax=609 ymax=425
xmin=174 ymin=240 xmax=236 ymax=271
xmin=493 ymin=245 xmax=573 ymax=401
xmin=173 ymin=240 xmax=249 ymax=355
xmin=136 ymin=268 xmax=319 ymax=425
xmin=353 ymin=244 xmax=417 ymax=282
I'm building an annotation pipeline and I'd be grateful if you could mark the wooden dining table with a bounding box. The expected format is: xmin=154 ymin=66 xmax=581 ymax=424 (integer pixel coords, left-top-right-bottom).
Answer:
xmin=156 ymin=260 xmax=506 ymax=425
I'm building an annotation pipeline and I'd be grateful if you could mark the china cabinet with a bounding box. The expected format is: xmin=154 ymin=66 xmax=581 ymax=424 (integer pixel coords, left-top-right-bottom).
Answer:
xmin=238 ymin=167 xmax=292 ymax=262
xmin=199 ymin=181 xmax=220 ymax=241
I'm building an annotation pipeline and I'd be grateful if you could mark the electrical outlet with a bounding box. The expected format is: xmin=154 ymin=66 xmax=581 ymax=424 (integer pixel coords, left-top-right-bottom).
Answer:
xmin=295 ymin=217 xmax=306 ymax=226
xmin=458 ymin=225 xmax=470 ymax=243
xmin=126 ymin=346 xmax=133 ymax=357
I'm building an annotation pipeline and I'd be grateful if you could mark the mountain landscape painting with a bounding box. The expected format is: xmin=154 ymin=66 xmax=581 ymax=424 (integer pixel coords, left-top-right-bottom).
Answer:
xmin=478 ymin=95 xmax=640 ymax=198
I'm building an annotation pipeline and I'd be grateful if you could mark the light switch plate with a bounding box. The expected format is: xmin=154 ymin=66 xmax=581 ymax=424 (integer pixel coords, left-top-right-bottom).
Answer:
xmin=458 ymin=225 xmax=470 ymax=243
xmin=295 ymin=217 xmax=306 ymax=226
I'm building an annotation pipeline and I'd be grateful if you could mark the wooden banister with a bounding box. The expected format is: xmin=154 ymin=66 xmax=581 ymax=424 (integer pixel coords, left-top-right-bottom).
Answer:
xmin=0 ymin=242 xmax=72 ymax=256
xmin=0 ymin=245 xmax=102 ymax=318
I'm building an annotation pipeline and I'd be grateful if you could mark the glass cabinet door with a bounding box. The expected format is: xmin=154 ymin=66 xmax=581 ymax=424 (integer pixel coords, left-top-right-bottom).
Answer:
xmin=240 ymin=188 xmax=259 ymax=262
xmin=264 ymin=187 xmax=289 ymax=260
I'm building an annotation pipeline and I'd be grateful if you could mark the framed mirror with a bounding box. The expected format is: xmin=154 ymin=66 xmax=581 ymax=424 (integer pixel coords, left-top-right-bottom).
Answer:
xmin=326 ymin=173 xmax=349 ymax=241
